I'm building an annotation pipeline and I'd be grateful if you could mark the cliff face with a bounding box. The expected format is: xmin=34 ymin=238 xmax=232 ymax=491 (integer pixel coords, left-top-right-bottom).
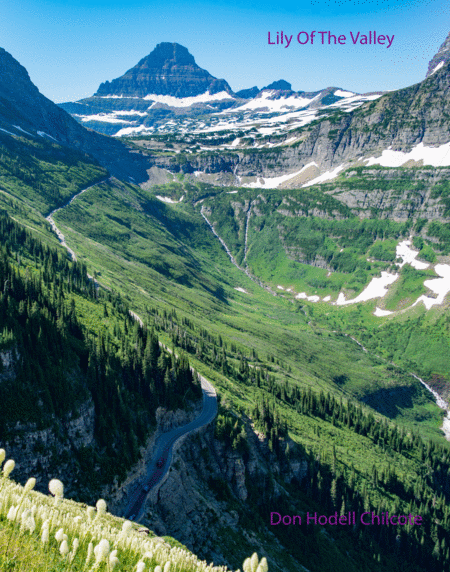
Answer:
xmin=141 ymin=421 xmax=308 ymax=571
xmin=0 ymin=348 xmax=17 ymax=382
xmin=0 ymin=398 xmax=95 ymax=494
xmin=327 ymin=167 xmax=450 ymax=222
xmin=152 ymin=61 xmax=450 ymax=183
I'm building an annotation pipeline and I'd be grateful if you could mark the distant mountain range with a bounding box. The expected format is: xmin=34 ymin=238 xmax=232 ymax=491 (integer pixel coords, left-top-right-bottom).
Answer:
xmin=58 ymin=42 xmax=380 ymax=137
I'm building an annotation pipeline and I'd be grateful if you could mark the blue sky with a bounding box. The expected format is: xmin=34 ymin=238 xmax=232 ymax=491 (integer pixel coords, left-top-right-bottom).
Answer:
xmin=1 ymin=0 xmax=448 ymax=102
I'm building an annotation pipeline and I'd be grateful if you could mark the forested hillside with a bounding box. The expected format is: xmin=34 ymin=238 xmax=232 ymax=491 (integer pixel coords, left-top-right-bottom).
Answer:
xmin=0 ymin=210 xmax=201 ymax=500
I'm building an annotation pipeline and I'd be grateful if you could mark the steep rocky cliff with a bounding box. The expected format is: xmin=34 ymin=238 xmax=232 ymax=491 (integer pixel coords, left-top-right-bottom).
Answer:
xmin=0 ymin=398 xmax=95 ymax=496
xmin=139 ymin=419 xmax=308 ymax=572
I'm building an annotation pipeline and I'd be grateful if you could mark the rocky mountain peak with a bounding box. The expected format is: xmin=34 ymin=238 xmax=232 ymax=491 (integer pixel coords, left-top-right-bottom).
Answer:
xmin=95 ymin=42 xmax=233 ymax=98
xmin=426 ymin=31 xmax=450 ymax=77
xmin=263 ymin=79 xmax=292 ymax=91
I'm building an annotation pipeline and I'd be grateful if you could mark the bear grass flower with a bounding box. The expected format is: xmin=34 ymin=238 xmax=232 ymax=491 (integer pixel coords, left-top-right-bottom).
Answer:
xmin=0 ymin=452 xmax=268 ymax=572
xmin=3 ymin=459 xmax=15 ymax=478
xmin=109 ymin=550 xmax=120 ymax=570
xmin=60 ymin=539 xmax=70 ymax=557
xmin=93 ymin=538 xmax=110 ymax=568
xmin=41 ymin=525 xmax=49 ymax=544
xmin=24 ymin=477 xmax=36 ymax=493
xmin=95 ymin=498 xmax=107 ymax=519
xmin=49 ymin=478 xmax=64 ymax=505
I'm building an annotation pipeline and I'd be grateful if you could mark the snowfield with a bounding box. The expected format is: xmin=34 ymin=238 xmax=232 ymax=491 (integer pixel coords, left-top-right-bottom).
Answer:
xmin=144 ymin=91 xmax=234 ymax=107
xmin=335 ymin=271 xmax=399 ymax=306
xmin=365 ymin=142 xmax=450 ymax=167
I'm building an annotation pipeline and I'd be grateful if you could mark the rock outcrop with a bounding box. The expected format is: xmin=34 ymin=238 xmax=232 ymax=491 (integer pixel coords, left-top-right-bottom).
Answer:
xmin=0 ymin=399 xmax=95 ymax=493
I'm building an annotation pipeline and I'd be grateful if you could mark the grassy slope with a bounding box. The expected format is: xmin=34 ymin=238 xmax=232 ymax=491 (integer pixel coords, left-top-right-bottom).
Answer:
xmin=48 ymin=178 xmax=446 ymax=442
xmin=2 ymin=139 xmax=450 ymax=569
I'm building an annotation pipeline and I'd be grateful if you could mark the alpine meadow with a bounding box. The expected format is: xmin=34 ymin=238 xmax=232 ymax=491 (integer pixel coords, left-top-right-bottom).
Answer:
xmin=2 ymin=26 xmax=450 ymax=572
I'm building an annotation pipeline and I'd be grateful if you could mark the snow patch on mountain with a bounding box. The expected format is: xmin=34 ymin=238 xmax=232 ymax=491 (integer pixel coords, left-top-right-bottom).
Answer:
xmin=75 ymin=114 xmax=134 ymax=125
xmin=334 ymin=89 xmax=355 ymax=97
xmin=365 ymin=142 xmax=450 ymax=167
xmin=156 ymin=195 xmax=184 ymax=204
xmin=115 ymin=125 xmax=154 ymax=137
xmin=374 ymin=307 xmax=393 ymax=317
xmin=144 ymin=91 xmax=234 ymax=107
xmin=243 ymin=162 xmax=319 ymax=189
xmin=396 ymin=240 xmax=429 ymax=270
xmin=336 ymin=272 xmax=399 ymax=306
xmin=411 ymin=264 xmax=450 ymax=310
xmin=430 ymin=61 xmax=445 ymax=76
xmin=303 ymin=165 xmax=345 ymax=187
xmin=230 ymin=90 xmax=314 ymax=112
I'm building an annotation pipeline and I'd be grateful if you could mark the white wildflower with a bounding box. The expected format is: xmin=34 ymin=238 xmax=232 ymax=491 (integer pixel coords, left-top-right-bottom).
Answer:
xmin=250 ymin=554 xmax=259 ymax=572
xmin=7 ymin=505 xmax=17 ymax=521
xmin=259 ymin=558 xmax=268 ymax=572
xmin=243 ymin=558 xmax=251 ymax=572
xmin=121 ymin=520 xmax=132 ymax=535
xmin=94 ymin=538 xmax=110 ymax=565
xmin=48 ymin=479 xmax=64 ymax=505
xmin=60 ymin=539 xmax=69 ymax=556
xmin=24 ymin=512 xmax=36 ymax=534
xmin=3 ymin=459 xmax=15 ymax=477
xmin=95 ymin=498 xmax=107 ymax=518
xmin=136 ymin=562 xmax=146 ymax=572
xmin=41 ymin=526 xmax=49 ymax=544
xmin=55 ymin=528 xmax=65 ymax=542
xmin=164 ymin=561 xmax=171 ymax=572
xmin=69 ymin=538 xmax=79 ymax=562
xmin=154 ymin=566 xmax=162 ymax=572
xmin=24 ymin=478 xmax=36 ymax=493
xmin=48 ymin=478 xmax=64 ymax=497
xmin=109 ymin=550 xmax=120 ymax=570
xmin=143 ymin=551 xmax=153 ymax=559
xmin=85 ymin=542 xmax=94 ymax=567
xmin=0 ymin=449 xmax=5 ymax=465
xmin=87 ymin=506 xmax=95 ymax=521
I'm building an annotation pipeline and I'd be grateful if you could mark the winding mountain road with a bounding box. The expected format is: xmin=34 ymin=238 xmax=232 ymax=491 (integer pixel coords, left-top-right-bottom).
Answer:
xmin=123 ymin=373 xmax=217 ymax=521
xmin=45 ymin=177 xmax=111 ymax=261
xmin=45 ymin=184 xmax=219 ymax=521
